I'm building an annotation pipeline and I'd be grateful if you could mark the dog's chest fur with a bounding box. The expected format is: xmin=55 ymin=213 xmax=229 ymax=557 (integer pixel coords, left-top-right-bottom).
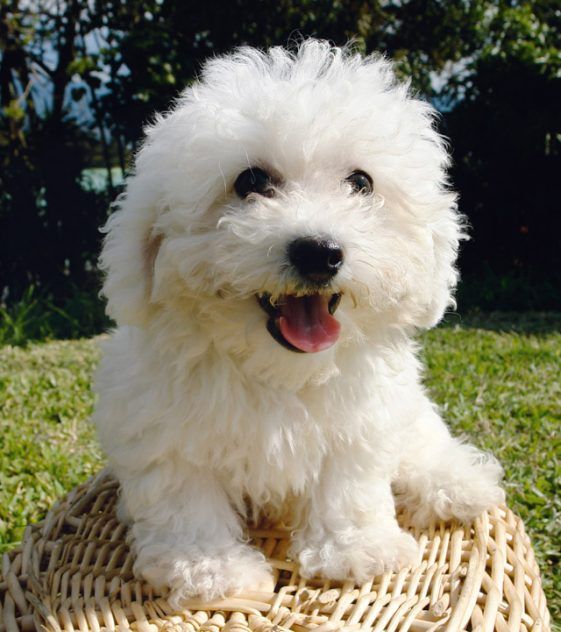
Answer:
xmin=173 ymin=342 xmax=408 ymax=504
xmin=96 ymin=326 xmax=413 ymax=507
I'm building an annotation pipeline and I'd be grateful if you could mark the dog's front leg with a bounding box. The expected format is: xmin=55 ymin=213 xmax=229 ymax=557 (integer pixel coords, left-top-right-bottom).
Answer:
xmin=393 ymin=397 xmax=505 ymax=527
xmin=292 ymin=457 xmax=419 ymax=582
xmin=120 ymin=463 xmax=273 ymax=606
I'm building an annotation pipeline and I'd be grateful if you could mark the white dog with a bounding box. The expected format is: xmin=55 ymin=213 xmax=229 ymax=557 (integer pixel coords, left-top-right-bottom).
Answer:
xmin=93 ymin=40 xmax=504 ymax=606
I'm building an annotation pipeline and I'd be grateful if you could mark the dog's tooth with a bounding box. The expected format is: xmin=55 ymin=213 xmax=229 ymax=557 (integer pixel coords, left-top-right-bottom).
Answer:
xmin=328 ymin=293 xmax=341 ymax=315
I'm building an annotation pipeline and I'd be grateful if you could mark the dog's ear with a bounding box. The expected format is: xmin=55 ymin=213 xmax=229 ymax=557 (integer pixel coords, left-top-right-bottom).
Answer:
xmin=99 ymin=173 xmax=163 ymax=327
xmin=418 ymin=197 xmax=465 ymax=328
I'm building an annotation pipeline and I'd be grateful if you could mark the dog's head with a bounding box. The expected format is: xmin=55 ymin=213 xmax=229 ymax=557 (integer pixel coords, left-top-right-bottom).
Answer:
xmin=100 ymin=41 xmax=463 ymax=386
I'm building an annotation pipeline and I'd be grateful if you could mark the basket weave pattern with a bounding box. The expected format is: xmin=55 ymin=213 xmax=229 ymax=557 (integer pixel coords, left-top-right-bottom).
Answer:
xmin=0 ymin=471 xmax=550 ymax=631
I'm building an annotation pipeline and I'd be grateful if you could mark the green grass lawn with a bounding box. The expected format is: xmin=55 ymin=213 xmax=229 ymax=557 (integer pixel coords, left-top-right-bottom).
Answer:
xmin=1 ymin=313 xmax=559 ymax=624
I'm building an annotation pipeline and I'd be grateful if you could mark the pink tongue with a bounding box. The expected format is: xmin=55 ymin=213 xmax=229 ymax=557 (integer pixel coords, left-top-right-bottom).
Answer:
xmin=278 ymin=295 xmax=341 ymax=353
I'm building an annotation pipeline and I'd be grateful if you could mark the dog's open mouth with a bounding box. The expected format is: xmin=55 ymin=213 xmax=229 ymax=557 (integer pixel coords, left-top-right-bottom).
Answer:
xmin=257 ymin=292 xmax=341 ymax=353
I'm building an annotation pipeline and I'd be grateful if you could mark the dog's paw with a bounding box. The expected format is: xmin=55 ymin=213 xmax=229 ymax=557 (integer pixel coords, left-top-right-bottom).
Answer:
xmin=136 ymin=543 xmax=274 ymax=607
xmin=396 ymin=447 xmax=506 ymax=528
xmin=297 ymin=526 xmax=418 ymax=583
xmin=432 ymin=479 xmax=505 ymax=525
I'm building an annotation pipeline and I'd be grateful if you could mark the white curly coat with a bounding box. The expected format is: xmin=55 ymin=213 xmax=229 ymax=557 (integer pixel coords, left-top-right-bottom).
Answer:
xmin=93 ymin=41 xmax=504 ymax=606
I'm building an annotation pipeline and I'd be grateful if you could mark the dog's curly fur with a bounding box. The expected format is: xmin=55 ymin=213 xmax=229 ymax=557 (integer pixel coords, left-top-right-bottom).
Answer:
xmin=93 ymin=40 xmax=504 ymax=606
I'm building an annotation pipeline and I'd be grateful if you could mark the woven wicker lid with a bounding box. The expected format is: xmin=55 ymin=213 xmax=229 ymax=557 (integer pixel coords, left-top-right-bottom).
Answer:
xmin=0 ymin=471 xmax=551 ymax=631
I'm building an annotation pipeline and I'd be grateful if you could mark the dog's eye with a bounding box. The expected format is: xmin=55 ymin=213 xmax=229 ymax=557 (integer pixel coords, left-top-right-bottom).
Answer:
xmin=345 ymin=170 xmax=373 ymax=195
xmin=234 ymin=167 xmax=275 ymax=199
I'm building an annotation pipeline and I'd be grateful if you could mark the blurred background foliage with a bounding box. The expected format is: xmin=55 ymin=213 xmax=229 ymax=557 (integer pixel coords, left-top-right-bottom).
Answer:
xmin=1 ymin=0 xmax=560 ymax=343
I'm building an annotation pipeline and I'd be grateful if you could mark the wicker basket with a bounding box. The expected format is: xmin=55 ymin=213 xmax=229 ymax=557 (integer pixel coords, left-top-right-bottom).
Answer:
xmin=0 ymin=471 xmax=550 ymax=632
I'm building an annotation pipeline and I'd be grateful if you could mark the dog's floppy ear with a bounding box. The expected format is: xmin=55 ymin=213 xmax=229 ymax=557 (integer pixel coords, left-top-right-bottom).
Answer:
xmin=418 ymin=197 xmax=465 ymax=328
xmin=99 ymin=171 xmax=163 ymax=327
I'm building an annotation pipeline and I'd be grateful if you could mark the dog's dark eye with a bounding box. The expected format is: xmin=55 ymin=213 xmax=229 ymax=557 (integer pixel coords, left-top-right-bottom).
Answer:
xmin=345 ymin=170 xmax=373 ymax=195
xmin=234 ymin=167 xmax=275 ymax=199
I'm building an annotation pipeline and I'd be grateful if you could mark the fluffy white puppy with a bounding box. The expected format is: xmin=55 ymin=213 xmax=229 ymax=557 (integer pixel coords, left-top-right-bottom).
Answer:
xmin=93 ymin=40 xmax=504 ymax=606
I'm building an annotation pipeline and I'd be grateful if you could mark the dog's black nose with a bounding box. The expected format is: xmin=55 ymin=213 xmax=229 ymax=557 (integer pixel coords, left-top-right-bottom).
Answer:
xmin=287 ymin=237 xmax=344 ymax=283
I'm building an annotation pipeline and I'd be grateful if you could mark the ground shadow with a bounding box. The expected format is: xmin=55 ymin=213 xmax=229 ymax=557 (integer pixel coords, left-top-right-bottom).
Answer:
xmin=439 ymin=311 xmax=561 ymax=335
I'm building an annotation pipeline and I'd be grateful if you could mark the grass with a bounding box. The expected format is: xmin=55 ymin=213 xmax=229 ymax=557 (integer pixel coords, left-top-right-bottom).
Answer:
xmin=0 ymin=313 xmax=559 ymax=624
xmin=0 ymin=286 xmax=110 ymax=346
xmin=0 ymin=339 xmax=103 ymax=547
